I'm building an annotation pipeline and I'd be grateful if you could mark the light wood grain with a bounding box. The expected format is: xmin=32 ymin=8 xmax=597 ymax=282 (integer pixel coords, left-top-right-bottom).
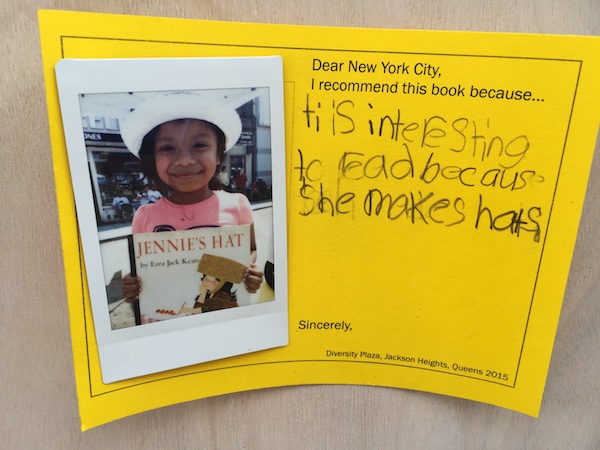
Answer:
xmin=1 ymin=1 xmax=599 ymax=448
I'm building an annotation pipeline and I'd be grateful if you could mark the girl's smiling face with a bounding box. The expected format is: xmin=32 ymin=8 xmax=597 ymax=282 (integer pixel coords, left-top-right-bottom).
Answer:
xmin=153 ymin=119 xmax=221 ymax=204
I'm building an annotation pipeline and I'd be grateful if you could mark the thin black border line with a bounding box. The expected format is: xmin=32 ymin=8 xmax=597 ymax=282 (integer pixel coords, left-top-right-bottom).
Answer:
xmin=75 ymin=213 xmax=95 ymax=399
xmin=90 ymin=359 xmax=512 ymax=399
xmin=59 ymin=35 xmax=583 ymax=64
xmin=57 ymin=33 xmax=583 ymax=397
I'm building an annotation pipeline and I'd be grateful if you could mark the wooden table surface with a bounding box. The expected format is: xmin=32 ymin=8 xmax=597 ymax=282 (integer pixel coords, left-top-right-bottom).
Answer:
xmin=2 ymin=1 xmax=599 ymax=448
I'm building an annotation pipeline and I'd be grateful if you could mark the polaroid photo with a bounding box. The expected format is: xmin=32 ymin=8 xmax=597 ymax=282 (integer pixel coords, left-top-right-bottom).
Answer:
xmin=55 ymin=56 xmax=288 ymax=383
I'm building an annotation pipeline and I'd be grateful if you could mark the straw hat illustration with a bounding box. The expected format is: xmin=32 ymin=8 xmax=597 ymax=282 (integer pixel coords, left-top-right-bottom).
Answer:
xmin=197 ymin=253 xmax=246 ymax=289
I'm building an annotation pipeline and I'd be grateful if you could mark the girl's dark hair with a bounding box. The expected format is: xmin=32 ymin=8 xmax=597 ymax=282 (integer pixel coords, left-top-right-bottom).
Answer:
xmin=138 ymin=119 xmax=227 ymax=192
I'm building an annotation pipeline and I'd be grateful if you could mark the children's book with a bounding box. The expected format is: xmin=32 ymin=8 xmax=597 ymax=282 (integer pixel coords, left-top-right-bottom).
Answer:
xmin=133 ymin=226 xmax=252 ymax=321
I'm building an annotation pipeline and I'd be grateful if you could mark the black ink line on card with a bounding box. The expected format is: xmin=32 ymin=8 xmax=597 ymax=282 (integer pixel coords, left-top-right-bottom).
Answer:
xmin=56 ymin=33 xmax=582 ymax=396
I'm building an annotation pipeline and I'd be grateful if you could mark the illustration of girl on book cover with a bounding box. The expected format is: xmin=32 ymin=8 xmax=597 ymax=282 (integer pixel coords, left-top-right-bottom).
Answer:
xmin=119 ymin=91 xmax=264 ymax=324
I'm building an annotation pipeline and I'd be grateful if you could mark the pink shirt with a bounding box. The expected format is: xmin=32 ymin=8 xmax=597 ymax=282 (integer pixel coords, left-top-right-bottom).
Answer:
xmin=132 ymin=190 xmax=253 ymax=234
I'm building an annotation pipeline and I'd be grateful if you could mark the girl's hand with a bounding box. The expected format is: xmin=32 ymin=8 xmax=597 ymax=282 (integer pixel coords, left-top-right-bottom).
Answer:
xmin=243 ymin=263 xmax=263 ymax=293
xmin=122 ymin=273 xmax=141 ymax=302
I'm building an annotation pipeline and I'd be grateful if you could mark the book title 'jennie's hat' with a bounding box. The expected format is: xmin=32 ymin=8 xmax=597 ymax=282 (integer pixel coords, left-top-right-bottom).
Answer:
xmin=120 ymin=91 xmax=243 ymax=157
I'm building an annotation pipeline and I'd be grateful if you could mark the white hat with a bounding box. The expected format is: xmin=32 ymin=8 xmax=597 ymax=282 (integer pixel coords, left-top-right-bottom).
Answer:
xmin=120 ymin=91 xmax=242 ymax=157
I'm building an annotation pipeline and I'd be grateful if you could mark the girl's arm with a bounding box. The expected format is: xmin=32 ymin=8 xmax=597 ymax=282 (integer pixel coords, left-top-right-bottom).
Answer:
xmin=122 ymin=273 xmax=141 ymax=302
xmin=244 ymin=223 xmax=263 ymax=293
xmin=244 ymin=263 xmax=263 ymax=293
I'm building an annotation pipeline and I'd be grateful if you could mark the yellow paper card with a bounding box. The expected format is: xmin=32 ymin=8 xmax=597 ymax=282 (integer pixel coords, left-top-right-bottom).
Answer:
xmin=39 ymin=9 xmax=600 ymax=430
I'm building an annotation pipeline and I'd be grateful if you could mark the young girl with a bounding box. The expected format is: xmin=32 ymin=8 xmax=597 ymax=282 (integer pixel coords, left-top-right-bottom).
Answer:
xmin=120 ymin=91 xmax=263 ymax=318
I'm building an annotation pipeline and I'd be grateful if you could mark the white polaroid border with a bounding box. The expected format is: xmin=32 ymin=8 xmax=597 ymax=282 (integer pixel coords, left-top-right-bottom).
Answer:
xmin=55 ymin=57 xmax=288 ymax=383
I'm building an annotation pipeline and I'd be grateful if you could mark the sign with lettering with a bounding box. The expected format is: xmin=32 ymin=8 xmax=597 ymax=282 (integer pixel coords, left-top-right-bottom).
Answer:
xmin=40 ymin=10 xmax=600 ymax=430
xmin=83 ymin=132 xmax=123 ymax=143
xmin=239 ymin=131 xmax=254 ymax=145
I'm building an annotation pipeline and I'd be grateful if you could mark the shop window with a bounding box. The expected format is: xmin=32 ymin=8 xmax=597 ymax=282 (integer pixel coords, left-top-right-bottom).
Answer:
xmin=90 ymin=149 xmax=151 ymax=229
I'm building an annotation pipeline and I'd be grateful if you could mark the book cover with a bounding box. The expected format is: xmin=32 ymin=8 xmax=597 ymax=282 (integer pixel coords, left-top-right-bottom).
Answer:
xmin=133 ymin=226 xmax=252 ymax=322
